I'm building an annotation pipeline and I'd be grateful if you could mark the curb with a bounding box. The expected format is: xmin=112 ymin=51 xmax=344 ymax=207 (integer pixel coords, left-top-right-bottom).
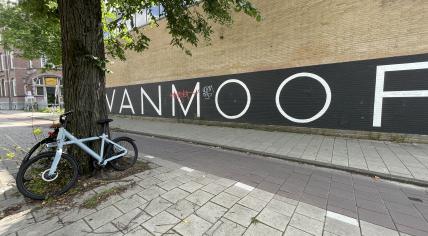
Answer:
xmin=114 ymin=127 xmax=428 ymax=187
xmin=27 ymin=115 xmax=58 ymax=122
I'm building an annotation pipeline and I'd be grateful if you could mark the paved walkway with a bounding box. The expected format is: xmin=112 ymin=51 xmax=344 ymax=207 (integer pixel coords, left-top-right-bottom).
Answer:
xmin=0 ymin=155 xmax=417 ymax=236
xmin=124 ymin=132 xmax=428 ymax=236
xmin=112 ymin=117 xmax=428 ymax=185
xmin=0 ymin=111 xmax=53 ymax=214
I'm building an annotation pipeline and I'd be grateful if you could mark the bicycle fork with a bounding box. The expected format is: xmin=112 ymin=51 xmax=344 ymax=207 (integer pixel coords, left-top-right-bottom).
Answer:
xmin=47 ymin=128 xmax=65 ymax=177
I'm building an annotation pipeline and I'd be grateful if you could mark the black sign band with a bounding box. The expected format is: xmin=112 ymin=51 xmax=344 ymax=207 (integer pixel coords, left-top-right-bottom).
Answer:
xmin=107 ymin=53 xmax=428 ymax=134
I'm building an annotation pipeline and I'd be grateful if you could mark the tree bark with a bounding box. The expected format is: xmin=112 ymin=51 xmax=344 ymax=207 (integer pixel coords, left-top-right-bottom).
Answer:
xmin=58 ymin=0 xmax=107 ymax=174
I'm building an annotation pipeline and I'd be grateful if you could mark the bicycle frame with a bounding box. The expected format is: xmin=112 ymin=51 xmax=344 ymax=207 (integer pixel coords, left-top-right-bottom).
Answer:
xmin=47 ymin=127 xmax=128 ymax=176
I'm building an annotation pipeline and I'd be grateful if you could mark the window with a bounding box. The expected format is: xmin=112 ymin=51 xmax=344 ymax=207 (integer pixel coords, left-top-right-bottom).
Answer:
xmin=0 ymin=54 xmax=4 ymax=71
xmin=0 ymin=80 xmax=2 ymax=96
xmin=160 ymin=5 xmax=164 ymax=15
xmin=150 ymin=5 xmax=161 ymax=18
xmin=9 ymin=53 xmax=14 ymax=69
xmin=12 ymin=79 xmax=16 ymax=96
xmin=34 ymin=77 xmax=44 ymax=96
xmin=127 ymin=4 xmax=165 ymax=29
xmin=28 ymin=60 xmax=33 ymax=69
xmin=35 ymin=77 xmax=43 ymax=85
xmin=135 ymin=10 xmax=148 ymax=27
xmin=3 ymin=80 xmax=7 ymax=96
xmin=40 ymin=57 xmax=47 ymax=68
xmin=36 ymin=86 xmax=44 ymax=96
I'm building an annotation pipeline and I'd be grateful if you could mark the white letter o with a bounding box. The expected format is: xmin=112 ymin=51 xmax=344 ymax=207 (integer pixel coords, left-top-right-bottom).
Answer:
xmin=215 ymin=79 xmax=251 ymax=119
xmin=275 ymin=72 xmax=331 ymax=123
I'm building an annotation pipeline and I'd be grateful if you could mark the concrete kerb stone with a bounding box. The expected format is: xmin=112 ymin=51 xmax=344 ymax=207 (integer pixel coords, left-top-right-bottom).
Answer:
xmin=115 ymin=128 xmax=428 ymax=187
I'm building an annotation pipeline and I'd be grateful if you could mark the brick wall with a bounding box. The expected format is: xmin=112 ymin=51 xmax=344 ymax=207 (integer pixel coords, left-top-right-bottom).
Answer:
xmin=107 ymin=0 xmax=428 ymax=87
xmin=0 ymin=48 xmax=60 ymax=110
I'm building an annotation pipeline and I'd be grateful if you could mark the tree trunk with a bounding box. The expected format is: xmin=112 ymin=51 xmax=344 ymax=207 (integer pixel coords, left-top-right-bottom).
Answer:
xmin=58 ymin=0 xmax=107 ymax=174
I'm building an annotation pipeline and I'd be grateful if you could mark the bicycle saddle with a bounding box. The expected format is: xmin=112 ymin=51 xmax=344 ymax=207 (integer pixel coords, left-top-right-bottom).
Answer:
xmin=50 ymin=123 xmax=62 ymax=128
xmin=97 ymin=118 xmax=114 ymax=125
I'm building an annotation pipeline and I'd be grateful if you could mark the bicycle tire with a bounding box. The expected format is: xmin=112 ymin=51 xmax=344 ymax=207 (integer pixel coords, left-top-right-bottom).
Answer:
xmin=106 ymin=137 xmax=138 ymax=171
xmin=16 ymin=151 xmax=79 ymax=200
xmin=23 ymin=137 xmax=56 ymax=163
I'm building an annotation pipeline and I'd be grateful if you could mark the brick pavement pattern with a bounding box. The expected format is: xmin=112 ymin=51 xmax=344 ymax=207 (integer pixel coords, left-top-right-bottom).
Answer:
xmin=0 ymin=155 xmax=421 ymax=236
xmin=112 ymin=117 xmax=428 ymax=184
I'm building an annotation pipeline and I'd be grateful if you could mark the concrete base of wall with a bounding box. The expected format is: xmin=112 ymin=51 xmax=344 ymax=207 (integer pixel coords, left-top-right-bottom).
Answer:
xmin=0 ymin=102 xmax=50 ymax=110
xmin=112 ymin=114 xmax=428 ymax=144
xmin=0 ymin=102 xmax=24 ymax=110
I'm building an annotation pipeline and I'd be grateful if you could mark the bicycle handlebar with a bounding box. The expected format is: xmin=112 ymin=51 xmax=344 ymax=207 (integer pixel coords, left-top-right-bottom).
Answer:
xmin=62 ymin=111 xmax=73 ymax=117
xmin=60 ymin=110 xmax=73 ymax=125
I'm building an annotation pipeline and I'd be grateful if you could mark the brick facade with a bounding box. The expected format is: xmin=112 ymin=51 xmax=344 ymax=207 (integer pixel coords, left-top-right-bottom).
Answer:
xmin=0 ymin=49 xmax=62 ymax=110
xmin=107 ymin=0 xmax=428 ymax=86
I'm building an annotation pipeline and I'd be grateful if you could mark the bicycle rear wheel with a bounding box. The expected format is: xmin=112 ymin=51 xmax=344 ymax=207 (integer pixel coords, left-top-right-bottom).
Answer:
xmin=106 ymin=137 xmax=138 ymax=171
xmin=16 ymin=151 xmax=79 ymax=200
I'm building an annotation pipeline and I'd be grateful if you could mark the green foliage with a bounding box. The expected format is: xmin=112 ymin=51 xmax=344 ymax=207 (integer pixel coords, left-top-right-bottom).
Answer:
xmin=0 ymin=0 xmax=261 ymax=64
xmin=390 ymin=134 xmax=406 ymax=143
xmin=0 ymin=145 xmax=27 ymax=159
xmin=81 ymin=185 xmax=129 ymax=208
xmin=84 ymin=55 xmax=112 ymax=73
xmin=38 ymin=106 xmax=65 ymax=114
xmin=32 ymin=127 xmax=43 ymax=136
xmin=5 ymin=151 xmax=15 ymax=159
xmin=0 ymin=1 xmax=61 ymax=65
xmin=104 ymin=0 xmax=261 ymax=58
xmin=37 ymin=107 xmax=52 ymax=113
xmin=250 ymin=216 xmax=260 ymax=225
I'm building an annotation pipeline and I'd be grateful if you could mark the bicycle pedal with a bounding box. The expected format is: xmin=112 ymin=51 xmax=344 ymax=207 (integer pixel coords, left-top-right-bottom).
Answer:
xmin=92 ymin=160 xmax=103 ymax=169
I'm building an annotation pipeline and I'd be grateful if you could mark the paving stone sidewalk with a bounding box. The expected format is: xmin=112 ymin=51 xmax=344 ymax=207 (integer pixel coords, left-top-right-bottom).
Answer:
xmin=0 ymin=155 xmax=412 ymax=236
xmin=112 ymin=117 xmax=428 ymax=185
xmin=0 ymin=112 xmax=53 ymax=214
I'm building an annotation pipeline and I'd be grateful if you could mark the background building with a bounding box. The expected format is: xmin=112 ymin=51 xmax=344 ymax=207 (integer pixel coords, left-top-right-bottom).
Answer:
xmin=0 ymin=0 xmax=63 ymax=110
xmin=108 ymin=0 xmax=428 ymax=135
xmin=0 ymin=49 xmax=62 ymax=110
xmin=107 ymin=0 xmax=428 ymax=86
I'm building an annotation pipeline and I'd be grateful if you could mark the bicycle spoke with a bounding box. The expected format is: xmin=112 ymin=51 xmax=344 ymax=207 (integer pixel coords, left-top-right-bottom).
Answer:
xmin=20 ymin=154 xmax=76 ymax=198
xmin=109 ymin=138 xmax=138 ymax=171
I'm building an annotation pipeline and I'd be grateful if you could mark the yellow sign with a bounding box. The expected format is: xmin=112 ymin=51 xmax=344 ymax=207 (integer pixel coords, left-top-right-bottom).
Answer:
xmin=45 ymin=77 xmax=58 ymax=86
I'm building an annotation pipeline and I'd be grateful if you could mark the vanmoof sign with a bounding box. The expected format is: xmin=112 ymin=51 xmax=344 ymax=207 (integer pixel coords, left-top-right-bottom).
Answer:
xmin=106 ymin=54 xmax=428 ymax=134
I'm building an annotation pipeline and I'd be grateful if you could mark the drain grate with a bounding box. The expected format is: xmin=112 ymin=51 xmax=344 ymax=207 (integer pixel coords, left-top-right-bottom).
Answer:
xmin=408 ymin=197 xmax=423 ymax=203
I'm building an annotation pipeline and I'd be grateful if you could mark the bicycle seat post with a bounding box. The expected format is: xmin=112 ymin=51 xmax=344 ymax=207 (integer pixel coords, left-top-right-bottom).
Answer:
xmin=103 ymin=123 xmax=107 ymax=136
xmin=97 ymin=118 xmax=113 ymax=137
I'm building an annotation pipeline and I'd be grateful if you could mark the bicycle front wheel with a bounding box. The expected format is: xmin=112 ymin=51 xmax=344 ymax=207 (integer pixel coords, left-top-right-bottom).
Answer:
xmin=16 ymin=151 xmax=79 ymax=200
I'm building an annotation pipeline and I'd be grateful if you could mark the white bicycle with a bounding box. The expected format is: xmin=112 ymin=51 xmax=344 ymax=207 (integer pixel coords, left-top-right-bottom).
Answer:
xmin=16 ymin=111 xmax=138 ymax=200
